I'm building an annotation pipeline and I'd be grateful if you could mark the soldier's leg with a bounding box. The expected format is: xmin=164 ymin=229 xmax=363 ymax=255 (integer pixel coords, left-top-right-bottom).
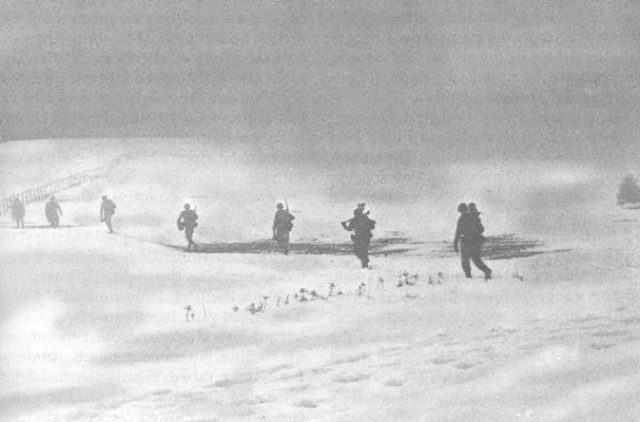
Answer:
xmin=354 ymin=240 xmax=369 ymax=268
xmin=357 ymin=250 xmax=367 ymax=268
xmin=105 ymin=215 xmax=113 ymax=233
xmin=460 ymin=247 xmax=472 ymax=277
xmin=362 ymin=247 xmax=369 ymax=269
xmin=188 ymin=227 xmax=197 ymax=248
xmin=353 ymin=242 xmax=363 ymax=266
xmin=471 ymin=251 xmax=491 ymax=278
xmin=185 ymin=226 xmax=193 ymax=248
xmin=284 ymin=232 xmax=290 ymax=255
xmin=278 ymin=232 xmax=289 ymax=254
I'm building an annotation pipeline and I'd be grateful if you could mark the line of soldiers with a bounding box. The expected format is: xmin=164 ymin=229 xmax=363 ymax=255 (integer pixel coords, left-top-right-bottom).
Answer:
xmin=8 ymin=195 xmax=116 ymax=231
xmin=9 ymin=196 xmax=64 ymax=228
xmin=175 ymin=200 xmax=490 ymax=280
xmin=7 ymin=193 xmax=491 ymax=280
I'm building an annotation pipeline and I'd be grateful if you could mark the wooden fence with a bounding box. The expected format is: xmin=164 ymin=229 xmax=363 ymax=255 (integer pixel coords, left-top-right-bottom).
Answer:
xmin=1 ymin=167 xmax=107 ymax=215
xmin=0 ymin=151 xmax=155 ymax=215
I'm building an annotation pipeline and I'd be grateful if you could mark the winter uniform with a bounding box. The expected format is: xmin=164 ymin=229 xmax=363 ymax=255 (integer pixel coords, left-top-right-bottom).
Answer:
xmin=342 ymin=208 xmax=376 ymax=269
xmin=272 ymin=206 xmax=295 ymax=254
xmin=11 ymin=198 xmax=25 ymax=228
xmin=454 ymin=204 xmax=491 ymax=279
xmin=100 ymin=196 xmax=117 ymax=233
xmin=45 ymin=197 xmax=63 ymax=228
xmin=177 ymin=205 xmax=198 ymax=250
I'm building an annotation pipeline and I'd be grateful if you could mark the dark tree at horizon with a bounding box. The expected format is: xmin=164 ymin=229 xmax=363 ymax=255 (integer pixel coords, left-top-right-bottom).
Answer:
xmin=617 ymin=175 xmax=640 ymax=205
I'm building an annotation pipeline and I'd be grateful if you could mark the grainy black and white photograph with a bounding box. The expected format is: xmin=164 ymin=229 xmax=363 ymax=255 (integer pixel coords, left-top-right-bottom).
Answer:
xmin=2 ymin=1 xmax=640 ymax=421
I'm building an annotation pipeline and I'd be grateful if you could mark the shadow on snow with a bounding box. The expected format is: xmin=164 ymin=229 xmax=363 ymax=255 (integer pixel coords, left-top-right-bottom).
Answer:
xmin=165 ymin=234 xmax=569 ymax=260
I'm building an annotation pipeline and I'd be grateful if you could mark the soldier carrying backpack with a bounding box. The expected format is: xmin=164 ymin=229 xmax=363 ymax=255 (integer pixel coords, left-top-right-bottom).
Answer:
xmin=11 ymin=197 xmax=25 ymax=229
xmin=45 ymin=196 xmax=63 ymax=228
xmin=453 ymin=202 xmax=492 ymax=280
xmin=100 ymin=195 xmax=117 ymax=233
xmin=177 ymin=203 xmax=199 ymax=251
xmin=272 ymin=201 xmax=295 ymax=255
xmin=341 ymin=203 xmax=376 ymax=269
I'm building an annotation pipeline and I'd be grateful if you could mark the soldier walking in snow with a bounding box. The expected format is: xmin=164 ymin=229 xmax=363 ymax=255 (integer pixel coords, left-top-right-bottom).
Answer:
xmin=100 ymin=195 xmax=117 ymax=233
xmin=45 ymin=196 xmax=63 ymax=228
xmin=177 ymin=203 xmax=198 ymax=250
xmin=272 ymin=202 xmax=295 ymax=255
xmin=453 ymin=202 xmax=492 ymax=280
xmin=341 ymin=203 xmax=376 ymax=269
xmin=10 ymin=197 xmax=25 ymax=228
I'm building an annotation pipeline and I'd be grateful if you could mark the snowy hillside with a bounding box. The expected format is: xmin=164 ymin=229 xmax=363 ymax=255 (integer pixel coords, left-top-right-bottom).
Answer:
xmin=1 ymin=139 xmax=639 ymax=421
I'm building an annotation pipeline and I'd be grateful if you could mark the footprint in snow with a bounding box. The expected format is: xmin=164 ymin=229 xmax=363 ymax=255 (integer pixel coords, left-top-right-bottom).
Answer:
xmin=455 ymin=361 xmax=477 ymax=370
xmin=591 ymin=329 xmax=630 ymax=338
xmin=590 ymin=343 xmax=614 ymax=350
xmin=268 ymin=363 xmax=295 ymax=374
xmin=384 ymin=378 xmax=404 ymax=387
xmin=329 ymin=353 xmax=370 ymax=366
xmin=287 ymin=383 xmax=310 ymax=392
xmin=296 ymin=399 xmax=319 ymax=408
xmin=333 ymin=373 xmax=370 ymax=383
xmin=206 ymin=377 xmax=251 ymax=388
xmin=616 ymin=316 xmax=640 ymax=325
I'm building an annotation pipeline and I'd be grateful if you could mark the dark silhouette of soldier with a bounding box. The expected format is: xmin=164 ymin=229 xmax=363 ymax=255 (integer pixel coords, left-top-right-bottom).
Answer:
xmin=177 ymin=203 xmax=198 ymax=250
xmin=11 ymin=197 xmax=25 ymax=228
xmin=272 ymin=202 xmax=295 ymax=255
xmin=45 ymin=196 xmax=63 ymax=228
xmin=100 ymin=195 xmax=117 ymax=233
xmin=342 ymin=204 xmax=376 ymax=269
xmin=454 ymin=202 xmax=492 ymax=280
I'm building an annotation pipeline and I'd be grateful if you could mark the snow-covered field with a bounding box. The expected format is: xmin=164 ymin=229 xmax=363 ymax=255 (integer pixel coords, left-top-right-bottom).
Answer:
xmin=1 ymin=140 xmax=640 ymax=421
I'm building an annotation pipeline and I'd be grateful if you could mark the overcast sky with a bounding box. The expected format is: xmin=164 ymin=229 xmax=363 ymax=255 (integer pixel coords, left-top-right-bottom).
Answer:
xmin=2 ymin=0 xmax=639 ymax=168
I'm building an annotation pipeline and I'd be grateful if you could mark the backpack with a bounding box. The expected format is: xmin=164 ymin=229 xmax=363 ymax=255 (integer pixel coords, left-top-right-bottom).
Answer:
xmin=461 ymin=214 xmax=484 ymax=239
xmin=276 ymin=211 xmax=293 ymax=231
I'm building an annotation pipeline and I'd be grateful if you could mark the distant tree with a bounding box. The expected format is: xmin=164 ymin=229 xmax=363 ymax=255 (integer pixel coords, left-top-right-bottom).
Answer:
xmin=617 ymin=175 xmax=640 ymax=205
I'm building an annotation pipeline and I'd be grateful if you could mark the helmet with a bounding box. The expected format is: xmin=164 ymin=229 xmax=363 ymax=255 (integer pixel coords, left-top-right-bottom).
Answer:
xmin=184 ymin=203 xmax=191 ymax=210
xmin=276 ymin=203 xmax=284 ymax=209
xmin=457 ymin=203 xmax=468 ymax=213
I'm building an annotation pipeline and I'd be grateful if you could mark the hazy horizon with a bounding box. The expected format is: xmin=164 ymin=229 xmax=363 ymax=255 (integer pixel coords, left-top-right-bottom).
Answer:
xmin=2 ymin=0 xmax=640 ymax=170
